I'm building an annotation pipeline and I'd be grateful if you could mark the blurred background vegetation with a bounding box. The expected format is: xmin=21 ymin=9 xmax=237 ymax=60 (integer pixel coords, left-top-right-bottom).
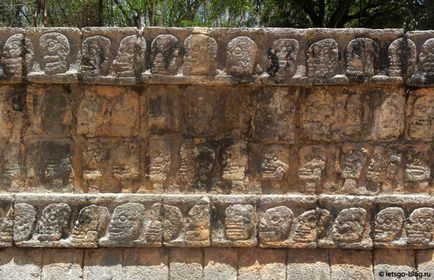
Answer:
xmin=0 ymin=0 xmax=433 ymax=29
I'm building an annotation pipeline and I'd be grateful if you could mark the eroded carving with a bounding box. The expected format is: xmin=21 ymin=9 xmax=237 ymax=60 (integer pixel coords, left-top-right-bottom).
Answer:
xmin=151 ymin=34 xmax=179 ymax=75
xmin=307 ymin=38 xmax=338 ymax=80
xmin=71 ymin=205 xmax=110 ymax=245
xmin=107 ymin=203 xmax=145 ymax=242
xmin=346 ymin=38 xmax=379 ymax=78
xmin=226 ymin=36 xmax=257 ymax=77
xmin=82 ymin=35 xmax=111 ymax=77
xmin=40 ymin=32 xmax=70 ymax=74
xmin=292 ymin=210 xmax=317 ymax=243
xmin=268 ymin=38 xmax=299 ymax=79
xmin=388 ymin=38 xmax=416 ymax=77
xmin=111 ymin=35 xmax=146 ymax=77
xmin=224 ymin=204 xmax=255 ymax=241
xmin=259 ymin=206 xmax=293 ymax=243
xmin=163 ymin=205 xmax=182 ymax=241
xmin=374 ymin=207 xmax=405 ymax=243
xmin=418 ymin=38 xmax=434 ymax=78
xmin=183 ymin=34 xmax=217 ymax=76
xmin=13 ymin=203 xmax=37 ymax=242
xmin=1 ymin=33 xmax=33 ymax=78
xmin=331 ymin=207 xmax=368 ymax=244
xmin=185 ymin=204 xmax=210 ymax=242
xmin=37 ymin=203 xmax=71 ymax=241
xmin=406 ymin=207 xmax=434 ymax=245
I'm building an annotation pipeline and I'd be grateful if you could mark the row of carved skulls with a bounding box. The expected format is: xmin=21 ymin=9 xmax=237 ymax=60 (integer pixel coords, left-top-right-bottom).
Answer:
xmin=1 ymin=32 xmax=433 ymax=80
xmin=2 ymin=201 xmax=434 ymax=247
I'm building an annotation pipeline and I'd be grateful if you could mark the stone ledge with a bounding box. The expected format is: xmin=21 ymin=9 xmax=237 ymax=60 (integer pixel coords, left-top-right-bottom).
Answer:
xmin=0 ymin=193 xmax=433 ymax=249
xmin=0 ymin=27 xmax=433 ymax=86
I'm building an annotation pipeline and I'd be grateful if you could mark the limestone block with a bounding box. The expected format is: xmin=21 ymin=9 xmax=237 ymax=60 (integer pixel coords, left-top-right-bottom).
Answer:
xmin=122 ymin=248 xmax=169 ymax=280
xmin=238 ymin=248 xmax=286 ymax=280
xmin=25 ymin=28 xmax=81 ymax=83
xmin=162 ymin=195 xmax=210 ymax=247
xmin=182 ymin=33 xmax=218 ymax=76
xmin=364 ymin=87 xmax=405 ymax=141
xmin=81 ymin=27 xmax=144 ymax=84
xmin=0 ymin=28 xmax=31 ymax=83
xmin=25 ymin=139 xmax=73 ymax=191
xmin=0 ymin=142 xmax=25 ymax=192
xmin=180 ymin=86 xmax=253 ymax=138
xmin=169 ymin=248 xmax=203 ymax=280
xmin=25 ymin=84 xmax=73 ymax=138
xmin=415 ymin=250 xmax=434 ymax=280
xmin=408 ymin=31 xmax=434 ymax=85
xmin=330 ymin=249 xmax=374 ymax=280
xmin=41 ymin=249 xmax=83 ymax=280
xmin=204 ymin=248 xmax=237 ymax=280
xmin=406 ymin=88 xmax=434 ymax=141
xmin=402 ymin=144 xmax=432 ymax=194
xmin=287 ymin=249 xmax=330 ymax=280
xmin=0 ymin=85 xmax=27 ymax=142
xmin=374 ymin=249 xmax=416 ymax=280
xmin=258 ymin=195 xmax=317 ymax=248
xmin=318 ymin=195 xmax=374 ymax=249
xmin=211 ymin=195 xmax=257 ymax=247
xmin=76 ymin=85 xmax=139 ymax=137
xmin=14 ymin=193 xmax=101 ymax=248
xmin=98 ymin=194 xmax=163 ymax=247
xmin=83 ymin=248 xmax=123 ymax=280
xmin=300 ymin=87 xmax=362 ymax=142
xmin=0 ymin=248 xmax=42 ymax=280
xmin=253 ymin=87 xmax=298 ymax=143
xmin=146 ymin=85 xmax=181 ymax=133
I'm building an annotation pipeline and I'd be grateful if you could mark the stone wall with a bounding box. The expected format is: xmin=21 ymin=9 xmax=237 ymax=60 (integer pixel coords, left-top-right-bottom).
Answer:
xmin=0 ymin=27 xmax=433 ymax=279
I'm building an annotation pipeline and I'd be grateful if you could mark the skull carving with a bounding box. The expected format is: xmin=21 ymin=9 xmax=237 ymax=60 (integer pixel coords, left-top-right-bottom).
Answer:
xmin=268 ymin=38 xmax=299 ymax=79
xmin=71 ymin=205 xmax=110 ymax=244
xmin=13 ymin=203 xmax=37 ymax=242
xmin=186 ymin=204 xmax=210 ymax=242
xmin=151 ymin=34 xmax=179 ymax=75
xmin=183 ymin=34 xmax=217 ymax=76
xmin=307 ymin=39 xmax=338 ymax=79
xmin=388 ymin=38 xmax=416 ymax=77
xmin=163 ymin=205 xmax=182 ymax=241
xmin=292 ymin=210 xmax=318 ymax=243
xmin=40 ymin=32 xmax=70 ymax=74
xmin=419 ymin=39 xmax=434 ymax=76
xmin=331 ymin=207 xmax=367 ymax=244
xmin=226 ymin=36 xmax=257 ymax=78
xmin=346 ymin=38 xmax=379 ymax=78
xmin=107 ymin=203 xmax=145 ymax=241
xmin=82 ymin=35 xmax=111 ymax=77
xmin=37 ymin=203 xmax=71 ymax=241
xmin=2 ymin=33 xmax=33 ymax=78
xmin=259 ymin=206 xmax=293 ymax=243
xmin=374 ymin=207 xmax=405 ymax=242
xmin=224 ymin=204 xmax=254 ymax=241
xmin=406 ymin=207 xmax=434 ymax=245
xmin=111 ymin=35 xmax=146 ymax=77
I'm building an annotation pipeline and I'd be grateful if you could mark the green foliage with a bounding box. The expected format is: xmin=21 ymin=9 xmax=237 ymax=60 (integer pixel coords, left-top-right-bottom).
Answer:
xmin=0 ymin=0 xmax=433 ymax=29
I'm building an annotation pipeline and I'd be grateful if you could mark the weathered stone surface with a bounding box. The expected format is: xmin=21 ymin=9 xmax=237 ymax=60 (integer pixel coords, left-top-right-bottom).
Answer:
xmin=169 ymin=248 xmax=203 ymax=280
xmin=238 ymin=248 xmax=286 ymax=280
xmin=330 ymin=249 xmax=374 ymax=280
xmin=41 ymin=249 xmax=83 ymax=280
xmin=415 ymin=250 xmax=434 ymax=279
xmin=204 ymin=248 xmax=237 ymax=280
xmin=406 ymin=88 xmax=434 ymax=141
xmin=287 ymin=249 xmax=330 ymax=280
xmin=122 ymin=248 xmax=169 ymax=280
xmin=374 ymin=249 xmax=416 ymax=280
xmin=83 ymin=248 xmax=123 ymax=280
xmin=0 ymin=248 xmax=42 ymax=279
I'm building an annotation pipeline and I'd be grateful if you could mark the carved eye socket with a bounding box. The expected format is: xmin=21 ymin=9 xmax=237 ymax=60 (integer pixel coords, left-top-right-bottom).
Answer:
xmin=119 ymin=215 xmax=127 ymax=222
xmin=383 ymin=219 xmax=391 ymax=226
xmin=234 ymin=47 xmax=242 ymax=55
xmin=11 ymin=43 xmax=19 ymax=49
xmin=192 ymin=45 xmax=200 ymax=52
xmin=48 ymin=41 xmax=55 ymax=48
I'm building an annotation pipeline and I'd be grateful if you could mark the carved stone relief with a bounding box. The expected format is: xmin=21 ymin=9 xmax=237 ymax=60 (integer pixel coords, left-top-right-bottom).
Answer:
xmin=307 ymin=39 xmax=339 ymax=81
xmin=82 ymin=35 xmax=111 ymax=77
xmin=183 ymin=34 xmax=217 ymax=76
xmin=151 ymin=34 xmax=179 ymax=75
xmin=346 ymin=38 xmax=379 ymax=79
xmin=226 ymin=36 xmax=258 ymax=78
xmin=268 ymin=38 xmax=299 ymax=79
